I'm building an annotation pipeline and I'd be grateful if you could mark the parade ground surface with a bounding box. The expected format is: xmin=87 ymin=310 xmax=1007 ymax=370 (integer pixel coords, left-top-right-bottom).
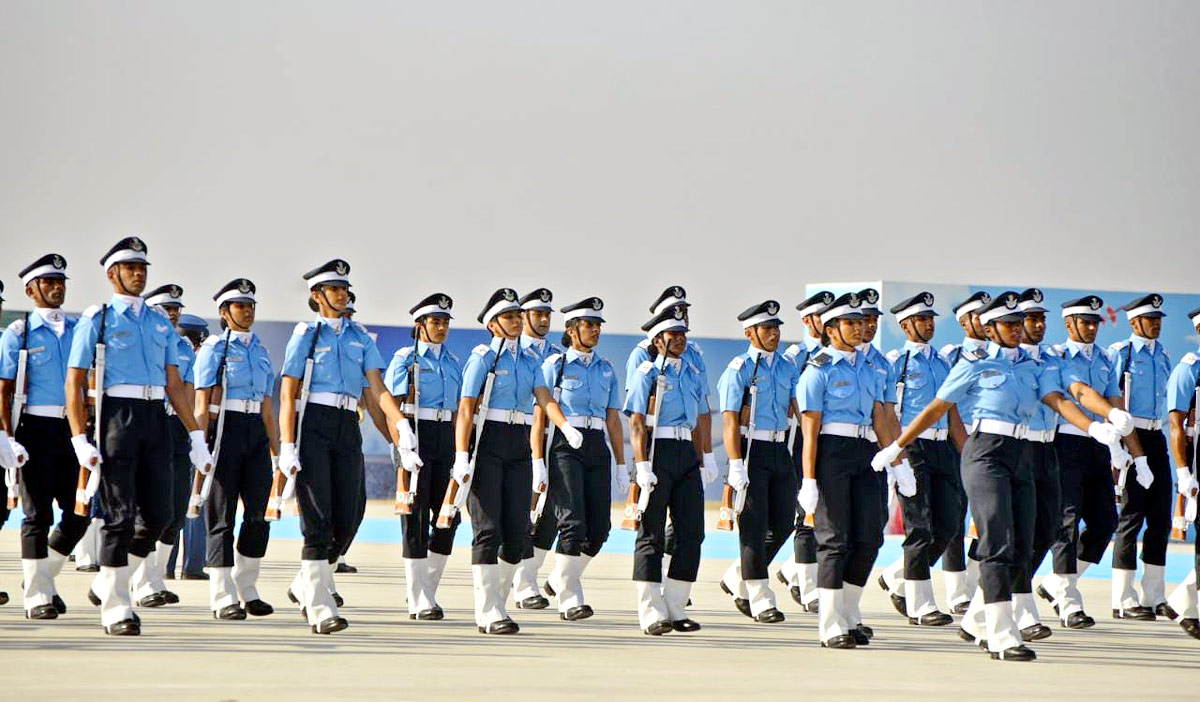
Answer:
xmin=3 ymin=503 xmax=1197 ymax=701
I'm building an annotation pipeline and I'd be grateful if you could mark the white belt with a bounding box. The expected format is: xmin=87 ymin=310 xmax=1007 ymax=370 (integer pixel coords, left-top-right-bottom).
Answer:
xmin=820 ymin=422 xmax=877 ymax=442
xmin=405 ymin=405 xmax=454 ymax=422
xmin=1132 ymin=417 xmax=1163 ymax=431
xmin=916 ymin=427 xmax=949 ymax=441
xmin=566 ymin=415 xmax=606 ymax=431
xmin=209 ymin=399 xmax=262 ymax=414
xmin=1023 ymin=428 xmax=1057 ymax=444
xmin=106 ymin=384 xmax=165 ymax=400
xmin=739 ymin=427 xmax=788 ymax=443
xmin=653 ymin=426 xmax=693 ymax=440
xmin=308 ymin=392 xmax=359 ymax=411
xmin=1057 ymin=423 xmax=1089 ymax=438
xmin=970 ymin=419 xmax=1028 ymax=439
xmin=484 ymin=408 xmax=528 ymax=425
xmin=25 ymin=405 xmax=67 ymax=419
xmin=165 ymin=403 xmax=177 ymax=417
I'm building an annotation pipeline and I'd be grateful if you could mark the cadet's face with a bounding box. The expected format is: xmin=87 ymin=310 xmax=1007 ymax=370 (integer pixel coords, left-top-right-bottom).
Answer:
xmin=312 ymin=285 xmax=350 ymax=315
xmin=861 ymin=315 xmax=879 ymax=342
xmin=109 ymin=262 xmax=147 ymax=295
xmin=225 ymin=301 xmax=256 ymax=330
xmin=962 ymin=313 xmax=985 ymax=340
xmin=1022 ymin=311 xmax=1046 ymax=344
xmin=659 ymin=330 xmax=687 ymax=358
xmin=525 ymin=310 xmax=551 ymax=337
xmin=902 ymin=315 xmax=935 ymax=343
xmin=803 ymin=314 xmax=822 ymax=339
xmin=27 ymin=277 xmax=66 ymax=308
xmin=1133 ymin=316 xmax=1162 ymax=340
xmin=830 ymin=318 xmax=865 ymax=348
xmin=492 ymin=310 xmax=523 ymax=339
xmin=162 ymin=305 xmax=182 ymax=325
xmin=746 ymin=323 xmax=780 ymax=353
xmin=574 ymin=319 xmax=602 ymax=349
xmin=421 ymin=316 xmax=450 ymax=344
xmin=986 ymin=320 xmax=1024 ymax=348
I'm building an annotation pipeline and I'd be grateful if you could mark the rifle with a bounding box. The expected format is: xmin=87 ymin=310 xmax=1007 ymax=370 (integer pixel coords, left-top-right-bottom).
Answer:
xmin=894 ymin=349 xmax=911 ymax=419
xmin=437 ymin=342 xmax=502 ymax=529
xmin=74 ymin=305 xmax=106 ymax=517
xmin=718 ymin=353 xmax=760 ymax=531
xmin=1116 ymin=344 xmax=1134 ymax=495
xmin=188 ymin=330 xmax=230 ymax=518
xmin=7 ymin=312 xmax=30 ymax=510
xmin=1178 ymin=384 xmax=1200 ymax=538
xmin=620 ymin=355 xmax=665 ymax=531
xmin=530 ymin=354 xmax=566 ymax=525
xmin=266 ymin=321 xmax=322 ymax=520
xmin=394 ymin=344 xmax=421 ymax=515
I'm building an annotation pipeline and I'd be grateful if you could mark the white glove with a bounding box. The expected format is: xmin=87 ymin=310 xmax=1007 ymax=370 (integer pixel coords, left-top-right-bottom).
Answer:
xmin=1109 ymin=442 xmax=1133 ymax=471
xmin=1176 ymin=467 xmax=1199 ymax=498
xmin=395 ymin=418 xmax=417 ymax=451
xmin=532 ymin=457 xmax=549 ymax=493
xmin=615 ymin=462 xmax=631 ymax=493
xmin=399 ymin=447 xmax=423 ymax=472
xmin=560 ymin=424 xmax=584 ymax=450
xmin=3 ymin=465 xmax=16 ymax=492
xmin=635 ymin=460 xmax=657 ymax=491
xmin=452 ymin=451 xmax=472 ymax=485
xmin=700 ymin=452 xmax=719 ymax=487
xmin=71 ymin=434 xmax=102 ymax=469
xmin=7 ymin=438 xmax=28 ymax=467
xmin=1107 ymin=408 xmax=1135 ymax=437
xmin=278 ymin=442 xmax=302 ymax=478
xmin=798 ymin=478 xmax=819 ymax=514
xmin=0 ymin=431 xmax=16 ymax=469
xmin=893 ymin=459 xmax=917 ymax=497
xmin=1087 ymin=421 xmax=1120 ymax=447
xmin=1133 ymin=456 xmax=1153 ymax=490
xmin=726 ymin=458 xmax=749 ymax=491
xmin=271 ymin=454 xmax=280 ymax=472
xmin=188 ymin=430 xmax=214 ymax=475
xmin=872 ymin=441 xmax=903 ymax=472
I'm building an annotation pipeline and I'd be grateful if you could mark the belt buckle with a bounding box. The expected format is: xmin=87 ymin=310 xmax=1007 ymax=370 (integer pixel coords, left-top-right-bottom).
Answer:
xmin=506 ymin=409 xmax=518 ymax=424
xmin=142 ymin=386 xmax=152 ymax=400
xmin=1014 ymin=424 xmax=1028 ymax=440
xmin=855 ymin=425 xmax=868 ymax=439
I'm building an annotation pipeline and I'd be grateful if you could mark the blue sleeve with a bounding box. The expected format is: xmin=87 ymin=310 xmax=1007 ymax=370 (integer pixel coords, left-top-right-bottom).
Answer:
xmin=540 ymin=357 xmax=557 ymax=389
xmin=795 ymin=365 xmax=825 ymax=413
xmin=1058 ymin=357 xmax=1090 ymax=391
xmin=1102 ymin=359 xmax=1121 ymax=397
xmin=461 ymin=352 xmax=488 ymax=399
xmin=361 ymin=332 xmax=386 ymax=372
xmin=606 ymin=362 xmax=621 ymax=410
xmin=1036 ymin=359 xmax=1063 ymax=400
xmin=0 ymin=327 xmax=19 ymax=380
xmin=625 ymin=346 xmax=647 ymax=391
xmin=163 ymin=329 xmax=180 ymax=369
xmin=881 ymin=363 xmax=897 ymax=403
xmin=280 ymin=326 xmax=312 ymax=379
xmin=532 ymin=360 xmax=549 ymax=390
xmin=67 ymin=311 xmax=100 ymax=369
xmin=1167 ymin=363 xmax=1198 ymax=413
xmin=623 ymin=366 xmax=654 ymax=416
xmin=193 ymin=343 xmax=218 ymax=389
xmin=384 ymin=353 xmax=410 ymax=396
xmin=936 ymin=359 xmax=976 ymax=404
xmin=694 ymin=352 xmax=710 ymax=401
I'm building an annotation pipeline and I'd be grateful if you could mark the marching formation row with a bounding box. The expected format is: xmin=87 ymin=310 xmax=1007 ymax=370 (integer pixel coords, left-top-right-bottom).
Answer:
xmin=0 ymin=237 xmax=1198 ymax=662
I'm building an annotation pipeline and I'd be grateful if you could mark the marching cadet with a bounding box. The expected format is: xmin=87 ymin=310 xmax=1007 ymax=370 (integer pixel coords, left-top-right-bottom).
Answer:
xmin=384 ymin=293 xmax=462 ymax=621
xmin=169 ymin=313 xmax=212 ymax=582
xmin=277 ymin=259 xmax=410 ymax=635
xmin=776 ymin=290 xmax=833 ymax=613
xmin=0 ymin=255 xmax=90 ymax=618
xmin=796 ymin=292 xmax=902 ymax=649
xmin=856 ymin=289 xmax=900 ymax=545
xmin=534 ymin=296 xmax=626 ymax=621
xmin=876 ymin=292 xmax=962 ymax=627
xmin=624 ymin=304 xmax=707 ymax=635
xmin=65 ymin=237 xmax=214 ymax=635
xmin=194 ymin=278 xmax=279 ymax=620
xmin=1163 ymin=306 xmax=1200 ymax=640
xmin=716 ymin=301 xmax=798 ymax=624
xmin=335 ymin=291 xmax=363 ymax=575
xmin=512 ymin=288 xmax=564 ymax=610
xmin=877 ymin=292 xmax=1122 ymax=661
xmin=454 ymin=288 xmax=580 ymax=635
xmin=1109 ymin=294 xmax=1173 ymax=619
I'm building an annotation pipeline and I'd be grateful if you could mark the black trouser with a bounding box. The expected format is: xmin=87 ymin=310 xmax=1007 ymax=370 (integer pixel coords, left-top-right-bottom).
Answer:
xmin=814 ymin=435 xmax=883 ymax=589
xmin=296 ymin=404 xmax=363 ymax=562
xmin=338 ymin=454 xmax=368 ymax=561
xmin=940 ymin=444 xmax=969 ymax=573
xmin=526 ymin=423 xmax=560 ymax=557
xmin=400 ymin=420 xmax=458 ymax=558
xmin=205 ymin=411 xmax=272 ymax=567
xmin=1024 ymin=440 xmax=1063 ymax=579
xmin=899 ymin=438 xmax=962 ymax=581
xmin=790 ymin=429 xmax=816 ymax=563
xmin=16 ymin=415 xmax=90 ymax=558
xmin=549 ymin=428 xmax=611 ymax=558
xmin=158 ymin=417 xmax=190 ymax=546
xmin=961 ymin=432 xmax=1034 ymax=604
xmin=1053 ymin=432 xmax=1116 ymax=571
xmin=468 ymin=421 xmax=532 ymax=565
xmin=738 ymin=439 xmax=797 ymax=580
xmin=634 ymin=438 xmax=704 ymax=582
xmin=1113 ymin=428 xmax=1172 ymax=569
xmin=98 ymin=397 xmax=172 ymax=565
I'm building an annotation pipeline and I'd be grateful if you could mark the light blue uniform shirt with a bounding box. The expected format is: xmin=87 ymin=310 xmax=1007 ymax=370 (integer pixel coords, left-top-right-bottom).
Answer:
xmin=937 ymin=343 xmax=1061 ymax=426
xmin=717 ymin=346 xmax=800 ymax=433
xmin=174 ymin=334 xmax=197 ymax=386
xmin=1052 ymin=339 xmax=1119 ymax=424
xmin=783 ymin=336 xmax=823 ymax=369
xmin=521 ymin=335 xmax=563 ymax=413
xmin=1020 ymin=343 xmax=1060 ymax=432
xmin=384 ymin=341 xmax=462 ymax=411
xmin=280 ymin=318 xmax=385 ymax=396
xmin=860 ymin=343 xmax=894 ymax=403
xmin=461 ymin=337 xmax=548 ymax=411
xmin=194 ymin=332 xmax=274 ymax=401
xmin=542 ymin=348 xmax=620 ymax=418
xmin=796 ymin=348 xmax=883 ymax=426
xmin=623 ymin=356 xmax=704 ymax=429
xmin=1109 ymin=336 xmax=1171 ymax=420
xmin=68 ymin=297 xmax=180 ymax=388
xmin=1166 ymin=350 xmax=1200 ymax=415
xmin=626 ymin=339 xmax=710 ymax=405
xmin=886 ymin=342 xmax=951 ymax=430
xmin=0 ymin=311 xmax=77 ymax=407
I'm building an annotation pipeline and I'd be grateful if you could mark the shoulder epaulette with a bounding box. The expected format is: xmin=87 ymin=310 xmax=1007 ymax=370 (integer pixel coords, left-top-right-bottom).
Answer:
xmin=1181 ymin=352 xmax=1198 ymax=366
xmin=1047 ymin=344 xmax=1064 ymax=357
xmin=1109 ymin=340 xmax=1130 ymax=352
xmin=689 ymin=340 xmax=704 ymax=356
xmin=5 ymin=318 xmax=24 ymax=336
xmin=202 ymin=334 xmax=220 ymax=347
xmin=546 ymin=353 xmax=564 ymax=365
xmin=885 ymin=349 xmax=901 ymax=363
xmin=82 ymin=304 xmax=102 ymax=319
xmin=964 ymin=348 xmax=987 ymax=362
xmin=783 ymin=343 xmax=801 ymax=359
xmin=939 ymin=343 xmax=957 ymax=357
xmin=448 ymin=351 xmax=460 ymax=363
xmin=727 ymin=356 xmax=745 ymax=371
xmin=472 ymin=344 xmax=491 ymax=357
xmin=292 ymin=322 xmax=309 ymax=336
xmin=395 ymin=346 xmax=414 ymax=358
xmin=636 ymin=360 xmax=655 ymax=375
xmin=636 ymin=339 xmax=651 ymax=350
xmin=807 ymin=352 xmax=831 ymax=368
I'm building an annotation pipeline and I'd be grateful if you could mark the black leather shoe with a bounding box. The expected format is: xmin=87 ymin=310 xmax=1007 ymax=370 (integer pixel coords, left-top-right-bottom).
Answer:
xmin=214 ymin=604 xmax=247 ymax=620
xmin=855 ymin=623 xmax=874 ymax=639
xmin=644 ymin=620 xmax=673 ymax=636
xmin=26 ymin=604 xmax=58 ymax=620
xmin=801 ymin=599 xmax=819 ymax=614
xmin=1156 ymin=603 xmax=1179 ymax=620
xmin=755 ymin=608 xmax=785 ymax=624
xmin=87 ymin=589 xmax=101 ymax=607
xmin=137 ymin=592 xmax=168 ymax=608
xmin=1035 ymin=585 xmax=1060 ymax=614
xmin=244 ymin=600 xmax=274 ymax=617
xmin=672 ymin=619 xmax=701 ymax=632
xmin=878 ymin=575 xmax=907 ymax=616
xmin=1113 ymin=606 xmax=1155 ymax=621
xmin=162 ymin=590 xmax=179 ymax=605
xmin=821 ymin=634 xmax=856 ymax=649
xmin=561 ymin=605 xmax=594 ymax=621
xmin=181 ymin=571 xmax=209 ymax=580
xmin=776 ymin=571 xmax=804 ymax=605
xmin=516 ymin=595 xmax=549 ymax=610
xmin=76 ymin=565 xmax=100 ymax=573
xmin=850 ymin=626 xmax=870 ymax=646
xmin=332 ymin=592 xmax=344 ymax=607
xmin=312 ymin=616 xmax=349 ymax=635
xmin=287 ymin=589 xmax=300 ymax=605
xmin=720 ymin=581 xmax=753 ymax=619
xmin=0 ymin=591 xmax=8 ymax=605
xmin=52 ymin=595 xmax=66 ymax=614
xmin=335 ymin=562 xmax=358 ymax=574
xmin=951 ymin=601 xmax=970 ymax=615
xmin=478 ymin=618 xmax=519 ymax=635
xmin=909 ymin=611 xmax=953 ymax=627
xmin=412 ymin=608 xmax=444 ymax=621
xmin=104 ymin=618 xmax=141 ymax=636
xmin=1180 ymin=618 xmax=1200 ymax=640
xmin=543 ymin=581 xmax=556 ymax=597
xmin=1020 ymin=623 xmax=1053 ymax=641
xmin=990 ymin=644 xmax=1036 ymax=661
xmin=956 ymin=626 xmax=977 ymax=643
xmin=1064 ymin=611 xmax=1095 ymax=629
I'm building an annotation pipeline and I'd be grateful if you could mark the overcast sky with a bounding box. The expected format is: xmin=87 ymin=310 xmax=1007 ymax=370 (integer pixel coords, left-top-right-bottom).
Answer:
xmin=2 ymin=1 xmax=1197 ymax=336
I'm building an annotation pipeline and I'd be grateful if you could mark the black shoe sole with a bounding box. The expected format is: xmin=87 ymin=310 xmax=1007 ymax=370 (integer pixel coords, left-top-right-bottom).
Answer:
xmin=644 ymin=620 xmax=673 ymax=636
xmin=311 ymin=617 xmax=349 ymax=635
xmin=515 ymin=597 xmax=549 ymax=610
xmin=561 ymin=605 xmax=595 ymax=621
xmin=26 ymin=605 xmax=58 ymax=620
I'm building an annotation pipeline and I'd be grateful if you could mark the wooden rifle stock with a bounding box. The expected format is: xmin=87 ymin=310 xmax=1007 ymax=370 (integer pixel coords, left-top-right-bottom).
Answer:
xmin=265 ymin=468 xmax=286 ymax=521
xmin=619 ymin=484 xmax=641 ymax=531
xmin=436 ymin=478 xmax=465 ymax=529
xmin=394 ymin=450 xmax=414 ymax=516
xmin=186 ymin=469 xmax=206 ymax=518
xmin=73 ymin=464 xmax=92 ymax=517
xmin=716 ymin=484 xmax=736 ymax=531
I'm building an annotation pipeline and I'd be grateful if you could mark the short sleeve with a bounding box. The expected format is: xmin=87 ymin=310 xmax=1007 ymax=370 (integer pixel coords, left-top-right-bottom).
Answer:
xmin=67 ymin=312 xmax=100 ymax=369
xmin=936 ymin=359 xmax=976 ymax=405
xmin=622 ymin=365 xmax=654 ymax=416
xmin=361 ymin=333 xmax=386 ymax=372
xmin=716 ymin=361 xmax=746 ymax=414
xmin=281 ymin=325 xmax=313 ymax=379
xmin=0 ymin=326 xmax=19 ymax=380
xmin=1167 ymin=363 xmax=1198 ymax=413
xmin=193 ymin=342 xmax=218 ymax=389
xmin=795 ymin=365 xmax=826 ymax=413
xmin=606 ymin=363 xmax=621 ymax=410
xmin=1036 ymin=360 xmax=1062 ymax=400
xmin=384 ymin=353 xmax=411 ymax=397
xmin=461 ymin=353 xmax=488 ymax=400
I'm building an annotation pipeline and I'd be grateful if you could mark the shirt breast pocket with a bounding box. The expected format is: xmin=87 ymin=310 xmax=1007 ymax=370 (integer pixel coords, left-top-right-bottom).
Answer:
xmin=345 ymin=343 xmax=365 ymax=367
xmin=905 ymin=370 xmax=928 ymax=391
xmin=978 ymin=370 xmax=1007 ymax=390
xmin=28 ymin=347 xmax=53 ymax=367
xmin=145 ymin=330 xmax=169 ymax=366
xmin=107 ymin=329 xmax=136 ymax=352
xmin=827 ymin=379 xmax=855 ymax=400
xmin=561 ymin=378 xmax=583 ymax=392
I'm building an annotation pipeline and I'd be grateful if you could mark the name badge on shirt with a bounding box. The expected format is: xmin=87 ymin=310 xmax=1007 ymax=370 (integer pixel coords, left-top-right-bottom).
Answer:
xmin=315 ymin=347 xmax=332 ymax=353
xmin=978 ymin=370 xmax=1007 ymax=389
